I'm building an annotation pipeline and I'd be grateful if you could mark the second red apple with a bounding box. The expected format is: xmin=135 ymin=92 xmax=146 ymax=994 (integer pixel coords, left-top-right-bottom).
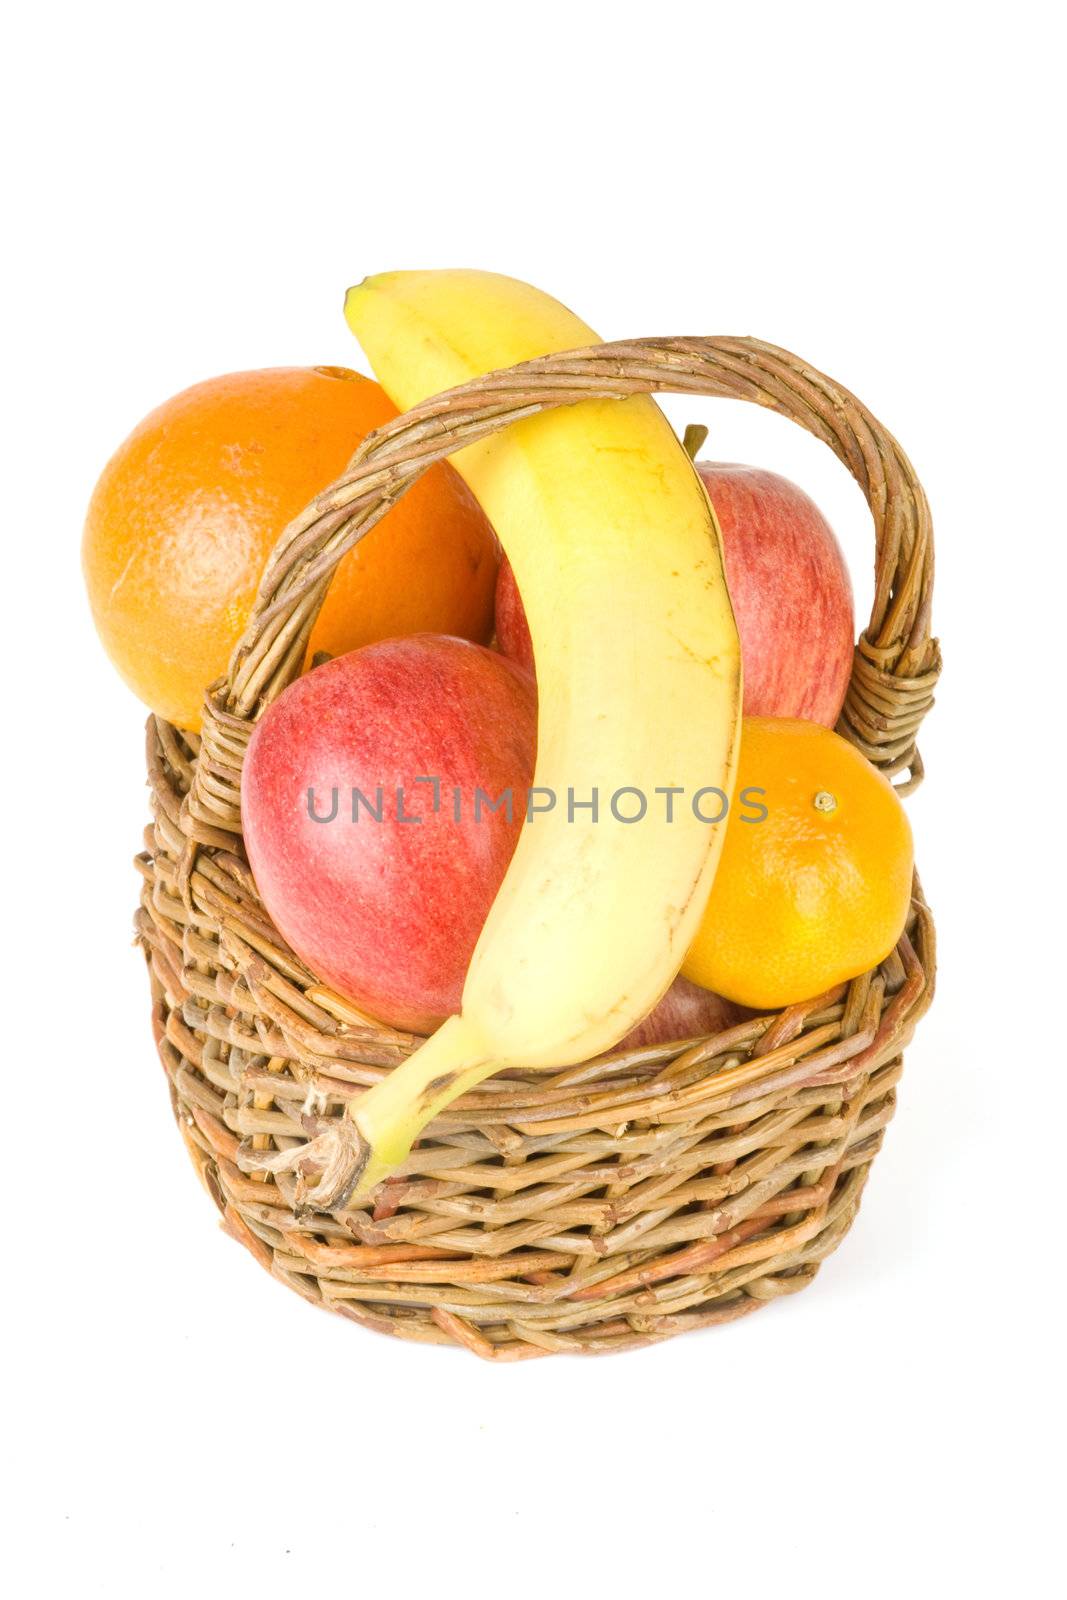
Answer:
xmin=495 ymin=458 xmax=855 ymax=726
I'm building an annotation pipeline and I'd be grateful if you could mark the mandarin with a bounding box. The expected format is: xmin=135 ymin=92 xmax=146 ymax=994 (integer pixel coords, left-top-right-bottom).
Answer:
xmin=684 ymin=717 xmax=914 ymax=1009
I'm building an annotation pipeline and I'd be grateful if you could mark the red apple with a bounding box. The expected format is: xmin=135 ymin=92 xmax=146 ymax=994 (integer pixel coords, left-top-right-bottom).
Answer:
xmin=241 ymin=635 xmax=537 ymax=1034
xmin=494 ymin=461 xmax=855 ymax=726
xmin=493 ymin=553 xmax=534 ymax=673
xmin=697 ymin=462 xmax=854 ymax=725
xmin=613 ymin=976 xmax=742 ymax=1053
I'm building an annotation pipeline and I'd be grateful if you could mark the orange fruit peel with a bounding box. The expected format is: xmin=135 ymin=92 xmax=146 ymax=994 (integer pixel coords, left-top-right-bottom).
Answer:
xmin=683 ymin=716 xmax=914 ymax=1009
xmin=83 ymin=366 xmax=498 ymax=730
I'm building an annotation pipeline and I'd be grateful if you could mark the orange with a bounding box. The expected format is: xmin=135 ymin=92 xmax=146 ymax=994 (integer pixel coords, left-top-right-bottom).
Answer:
xmin=683 ymin=717 xmax=914 ymax=1009
xmin=83 ymin=366 xmax=499 ymax=730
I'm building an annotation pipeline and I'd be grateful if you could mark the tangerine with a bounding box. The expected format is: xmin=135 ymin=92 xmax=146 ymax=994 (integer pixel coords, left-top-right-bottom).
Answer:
xmin=683 ymin=717 xmax=914 ymax=1009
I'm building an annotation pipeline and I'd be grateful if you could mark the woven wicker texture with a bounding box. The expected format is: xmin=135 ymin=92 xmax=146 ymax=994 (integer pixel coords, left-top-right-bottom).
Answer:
xmin=137 ymin=336 xmax=938 ymax=1358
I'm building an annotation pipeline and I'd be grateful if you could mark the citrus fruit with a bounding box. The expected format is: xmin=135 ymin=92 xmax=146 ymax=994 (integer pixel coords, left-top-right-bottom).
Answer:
xmin=683 ymin=717 xmax=914 ymax=1009
xmin=83 ymin=366 xmax=499 ymax=730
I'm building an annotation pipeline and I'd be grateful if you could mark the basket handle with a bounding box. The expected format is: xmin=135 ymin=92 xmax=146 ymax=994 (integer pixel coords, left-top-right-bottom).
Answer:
xmin=177 ymin=335 xmax=939 ymax=859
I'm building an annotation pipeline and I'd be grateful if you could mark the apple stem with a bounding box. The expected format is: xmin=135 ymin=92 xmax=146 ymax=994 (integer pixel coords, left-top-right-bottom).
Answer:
xmin=682 ymin=423 xmax=709 ymax=461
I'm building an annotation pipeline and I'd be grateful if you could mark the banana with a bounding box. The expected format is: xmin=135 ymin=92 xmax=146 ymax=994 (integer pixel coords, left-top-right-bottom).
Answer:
xmin=278 ymin=271 xmax=741 ymax=1206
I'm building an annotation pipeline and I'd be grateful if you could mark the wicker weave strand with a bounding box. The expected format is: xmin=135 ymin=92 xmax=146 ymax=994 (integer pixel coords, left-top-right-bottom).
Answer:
xmin=137 ymin=335 xmax=938 ymax=1357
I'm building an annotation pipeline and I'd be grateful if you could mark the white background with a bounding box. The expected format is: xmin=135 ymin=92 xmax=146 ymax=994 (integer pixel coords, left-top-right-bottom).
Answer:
xmin=6 ymin=4 xmax=1063 ymax=1595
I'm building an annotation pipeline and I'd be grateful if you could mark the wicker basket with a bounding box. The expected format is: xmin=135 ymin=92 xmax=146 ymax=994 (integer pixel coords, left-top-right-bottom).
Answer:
xmin=137 ymin=335 xmax=939 ymax=1359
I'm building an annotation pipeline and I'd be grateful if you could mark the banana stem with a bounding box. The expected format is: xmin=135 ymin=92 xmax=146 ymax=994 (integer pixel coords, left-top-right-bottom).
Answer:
xmin=343 ymin=1014 xmax=494 ymax=1201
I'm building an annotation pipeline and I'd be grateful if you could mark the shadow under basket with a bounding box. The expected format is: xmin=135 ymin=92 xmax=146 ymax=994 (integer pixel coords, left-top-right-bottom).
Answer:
xmin=136 ymin=334 xmax=939 ymax=1359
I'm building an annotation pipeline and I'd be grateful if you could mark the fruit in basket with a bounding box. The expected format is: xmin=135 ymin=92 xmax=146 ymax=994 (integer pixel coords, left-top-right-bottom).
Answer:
xmin=345 ymin=269 xmax=740 ymax=1060
xmin=251 ymin=268 xmax=740 ymax=1206
xmin=495 ymin=458 xmax=854 ymax=725
xmin=494 ymin=554 xmax=535 ymax=673
xmin=242 ymin=637 xmax=536 ymax=1035
xmin=615 ymin=977 xmax=742 ymax=1052
xmin=683 ymin=717 xmax=913 ymax=1008
xmin=83 ymin=366 xmax=498 ymax=731
xmin=694 ymin=459 xmax=854 ymax=725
